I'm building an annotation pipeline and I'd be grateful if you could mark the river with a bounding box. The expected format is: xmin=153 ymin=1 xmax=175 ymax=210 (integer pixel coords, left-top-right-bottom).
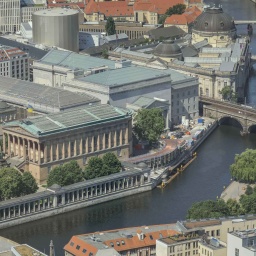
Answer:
xmin=1 ymin=0 xmax=256 ymax=254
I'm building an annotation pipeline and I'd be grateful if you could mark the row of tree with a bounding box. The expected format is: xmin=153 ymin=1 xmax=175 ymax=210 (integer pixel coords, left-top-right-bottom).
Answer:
xmin=0 ymin=168 xmax=38 ymax=200
xmin=47 ymin=153 xmax=122 ymax=187
xmin=187 ymin=185 xmax=256 ymax=219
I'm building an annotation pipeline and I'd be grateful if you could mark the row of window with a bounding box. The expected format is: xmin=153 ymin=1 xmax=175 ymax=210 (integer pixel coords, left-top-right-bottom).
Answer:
xmin=172 ymin=90 xmax=197 ymax=99
xmin=69 ymin=241 xmax=93 ymax=255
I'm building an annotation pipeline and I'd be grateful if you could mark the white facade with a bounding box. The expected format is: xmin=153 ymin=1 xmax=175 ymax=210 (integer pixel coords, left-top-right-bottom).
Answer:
xmin=79 ymin=31 xmax=102 ymax=50
xmin=0 ymin=0 xmax=20 ymax=33
xmin=20 ymin=22 xmax=32 ymax=39
xmin=21 ymin=6 xmax=46 ymax=23
xmin=0 ymin=46 xmax=29 ymax=80
xmin=227 ymin=231 xmax=256 ymax=256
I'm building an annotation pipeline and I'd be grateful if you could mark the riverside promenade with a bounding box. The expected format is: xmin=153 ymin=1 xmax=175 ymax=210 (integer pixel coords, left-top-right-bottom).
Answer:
xmin=220 ymin=181 xmax=248 ymax=201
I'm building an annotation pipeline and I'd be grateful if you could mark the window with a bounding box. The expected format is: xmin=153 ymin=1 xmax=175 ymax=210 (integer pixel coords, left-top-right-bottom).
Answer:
xmin=235 ymin=248 xmax=239 ymax=256
xmin=177 ymin=101 xmax=179 ymax=106
xmin=70 ymin=242 xmax=74 ymax=246
xmin=82 ymin=249 xmax=87 ymax=254
xmin=149 ymin=235 xmax=153 ymax=240
xmin=76 ymin=245 xmax=81 ymax=250
xmin=216 ymin=229 xmax=220 ymax=236
xmin=224 ymin=82 xmax=227 ymax=86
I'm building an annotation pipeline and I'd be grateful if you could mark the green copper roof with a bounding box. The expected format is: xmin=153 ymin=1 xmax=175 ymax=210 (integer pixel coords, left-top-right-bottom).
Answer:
xmin=4 ymin=104 xmax=131 ymax=137
xmin=40 ymin=49 xmax=116 ymax=70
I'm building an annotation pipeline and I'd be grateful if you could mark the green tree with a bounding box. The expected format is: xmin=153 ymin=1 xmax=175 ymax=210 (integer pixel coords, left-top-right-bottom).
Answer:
xmin=230 ymin=149 xmax=256 ymax=183
xmin=245 ymin=185 xmax=253 ymax=195
xmin=187 ymin=199 xmax=230 ymax=219
xmin=165 ymin=4 xmax=186 ymax=16
xmin=240 ymin=193 xmax=256 ymax=213
xmin=105 ymin=16 xmax=116 ymax=35
xmin=134 ymin=108 xmax=165 ymax=144
xmin=219 ymin=86 xmax=237 ymax=101
xmin=0 ymin=168 xmax=24 ymax=200
xmin=158 ymin=14 xmax=168 ymax=25
xmin=22 ymin=172 xmax=38 ymax=195
xmin=226 ymin=198 xmax=244 ymax=215
xmin=47 ymin=160 xmax=83 ymax=187
xmin=84 ymin=157 xmax=104 ymax=180
xmin=102 ymin=152 xmax=122 ymax=175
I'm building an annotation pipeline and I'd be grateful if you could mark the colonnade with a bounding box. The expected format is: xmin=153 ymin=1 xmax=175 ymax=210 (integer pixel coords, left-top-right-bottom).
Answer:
xmin=0 ymin=170 xmax=150 ymax=222
xmin=3 ymin=125 xmax=129 ymax=164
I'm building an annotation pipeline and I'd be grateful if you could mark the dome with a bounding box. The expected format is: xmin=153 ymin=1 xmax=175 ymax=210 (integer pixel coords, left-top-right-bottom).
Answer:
xmin=193 ymin=7 xmax=236 ymax=33
xmin=137 ymin=162 xmax=148 ymax=169
xmin=0 ymin=101 xmax=9 ymax=110
xmin=154 ymin=40 xmax=182 ymax=58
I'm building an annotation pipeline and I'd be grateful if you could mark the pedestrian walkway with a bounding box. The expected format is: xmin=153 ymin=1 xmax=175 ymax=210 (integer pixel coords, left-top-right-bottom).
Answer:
xmin=220 ymin=181 xmax=248 ymax=201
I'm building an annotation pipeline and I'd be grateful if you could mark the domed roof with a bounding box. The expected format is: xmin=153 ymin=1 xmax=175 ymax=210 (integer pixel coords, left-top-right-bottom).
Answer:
xmin=0 ymin=101 xmax=9 ymax=110
xmin=137 ymin=162 xmax=148 ymax=169
xmin=154 ymin=40 xmax=182 ymax=58
xmin=193 ymin=7 xmax=236 ymax=33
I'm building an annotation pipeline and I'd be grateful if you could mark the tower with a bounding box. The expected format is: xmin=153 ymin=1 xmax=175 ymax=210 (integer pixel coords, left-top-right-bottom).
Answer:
xmin=0 ymin=0 xmax=20 ymax=33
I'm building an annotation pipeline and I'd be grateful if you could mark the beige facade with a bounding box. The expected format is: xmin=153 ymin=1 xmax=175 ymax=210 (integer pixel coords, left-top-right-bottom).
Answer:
xmin=3 ymin=105 xmax=132 ymax=184
xmin=198 ymin=240 xmax=226 ymax=256
xmin=79 ymin=23 xmax=154 ymax=40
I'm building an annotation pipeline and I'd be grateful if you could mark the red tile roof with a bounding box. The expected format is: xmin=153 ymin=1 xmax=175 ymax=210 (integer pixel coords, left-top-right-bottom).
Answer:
xmin=133 ymin=0 xmax=185 ymax=15
xmin=165 ymin=6 xmax=201 ymax=25
xmin=64 ymin=236 xmax=98 ymax=256
xmin=85 ymin=0 xmax=133 ymax=17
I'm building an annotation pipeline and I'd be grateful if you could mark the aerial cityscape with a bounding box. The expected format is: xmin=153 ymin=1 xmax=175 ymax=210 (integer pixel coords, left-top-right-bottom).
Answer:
xmin=0 ymin=0 xmax=256 ymax=255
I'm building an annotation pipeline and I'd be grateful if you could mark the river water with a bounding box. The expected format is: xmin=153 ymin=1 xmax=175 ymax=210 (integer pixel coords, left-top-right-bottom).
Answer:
xmin=2 ymin=0 xmax=256 ymax=254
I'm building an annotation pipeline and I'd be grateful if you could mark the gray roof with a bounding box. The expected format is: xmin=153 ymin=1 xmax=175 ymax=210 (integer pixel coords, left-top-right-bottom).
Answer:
xmin=21 ymin=22 xmax=32 ymax=31
xmin=219 ymin=61 xmax=235 ymax=71
xmin=154 ymin=40 xmax=182 ymax=58
xmin=181 ymin=45 xmax=198 ymax=57
xmin=0 ymin=37 xmax=48 ymax=60
xmin=0 ymin=76 xmax=100 ymax=112
xmin=131 ymin=96 xmax=157 ymax=108
xmin=76 ymin=66 xmax=172 ymax=87
xmin=40 ymin=49 xmax=116 ymax=70
xmin=193 ymin=7 xmax=236 ymax=33
xmin=105 ymin=33 xmax=128 ymax=42
xmin=193 ymin=39 xmax=209 ymax=49
xmin=4 ymin=104 xmax=130 ymax=137
xmin=146 ymin=26 xmax=186 ymax=40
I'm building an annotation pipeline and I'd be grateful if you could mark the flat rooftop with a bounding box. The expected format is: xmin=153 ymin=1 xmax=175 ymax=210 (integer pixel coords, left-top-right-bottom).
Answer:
xmin=33 ymin=8 xmax=78 ymax=16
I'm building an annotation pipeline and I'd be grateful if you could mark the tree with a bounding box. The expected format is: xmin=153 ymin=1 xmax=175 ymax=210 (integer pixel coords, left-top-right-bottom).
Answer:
xmin=226 ymin=198 xmax=244 ymax=216
xmin=47 ymin=160 xmax=84 ymax=187
xmin=133 ymin=108 xmax=165 ymax=144
xmin=165 ymin=4 xmax=186 ymax=16
xmin=219 ymin=86 xmax=237 ymax=102
xmin=230 ymin=149 xmax=256 ymax=183
xmin=0 ymin=168 xmax=24 ymax=200
xmin=105 ymin=16 xmax=116 ymax=35
xmin=158 ymin=14 xmax=168 ymax=25
xmin=84 ymin=157 xmax=104 ymax=180
xmin=22 ymin=172 xmax=38 ymax=195
xmin=102 ymin=152 xmax=122 ymax=175
xmin=245 ymin=185 xmax=253 ymax=195
xmin=187 ymin=199 xmax=230 ymax=219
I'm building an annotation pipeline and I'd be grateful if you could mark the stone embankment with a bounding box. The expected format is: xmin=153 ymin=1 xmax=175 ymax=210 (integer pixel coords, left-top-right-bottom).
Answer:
xmin=0 ymin=119 xmax=218 ymax=229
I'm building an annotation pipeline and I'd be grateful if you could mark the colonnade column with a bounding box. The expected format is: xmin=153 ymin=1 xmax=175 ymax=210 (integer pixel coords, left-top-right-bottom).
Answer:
xmin=3 ymin=133 xmax=6 ymax=153
xmin=80 ymin=136 xmax=83 ymax=155
xmin=103 ymin=133 xmax=106 ymax=149
xmin=18 ymin=137 xmax=21 ymax=157
xmin=23 ymin=138 xmax=26 ymax=160
xmin=50 ymin=144 xmax=53 ymax=162
xmin=13 ymin=136 xmax=16 ymax=156
xmin=44 ymin=144 xmax=47 ymax=163
xmin=62 ymin=141 xmax=65 ymax=159
xmin=8 ymin=134 xmax=11 ymax=155
xmin=33 ymin=141 xmax=36 ymax=162
xmin=38 ymin=143 xmax=41 ymax=164
xmin=56 ymin=141 xmax=59 ymax=161
xmin=74 ymin=137 xmax=77 ymax=156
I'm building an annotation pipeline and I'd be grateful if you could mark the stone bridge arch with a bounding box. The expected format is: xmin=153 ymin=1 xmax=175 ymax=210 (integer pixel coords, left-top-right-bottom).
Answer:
xmin=218 ymin=115 xmax=244 ymax=131
xmin=248 ymin=124 xmax=256 ymax=133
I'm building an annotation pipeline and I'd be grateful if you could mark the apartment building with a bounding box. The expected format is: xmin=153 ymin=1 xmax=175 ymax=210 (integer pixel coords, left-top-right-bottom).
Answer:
xmin=0 ymin=45 xmax=29 ymax=80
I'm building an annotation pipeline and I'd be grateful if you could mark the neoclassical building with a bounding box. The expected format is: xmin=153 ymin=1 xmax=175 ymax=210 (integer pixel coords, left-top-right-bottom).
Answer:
xmin=2 ymin=104 xmax=132 ymax=184
xmin=192 ymin=6 xmax=237 ymax=47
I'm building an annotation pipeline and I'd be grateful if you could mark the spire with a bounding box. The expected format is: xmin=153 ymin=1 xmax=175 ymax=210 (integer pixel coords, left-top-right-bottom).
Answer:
xmin=49 ymin=240 xmax=54 ymax=256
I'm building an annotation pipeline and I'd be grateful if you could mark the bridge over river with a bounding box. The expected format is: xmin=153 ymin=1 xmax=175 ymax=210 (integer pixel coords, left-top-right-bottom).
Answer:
xmin=200 ymin=96 xmax=256 ymax=135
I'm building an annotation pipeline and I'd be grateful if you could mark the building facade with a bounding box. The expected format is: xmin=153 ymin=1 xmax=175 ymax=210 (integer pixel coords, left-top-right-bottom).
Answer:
xmin=2 ymin=104 xmax=132 ymax=183
xmin=21 ymin=6 xmax=46 ymax=23
xmin=0 ymin=45 xmax=29 ymax=80
xmin=227 ymin=230 xmax=256 ymax=256
xmin=0 ymin=0 xmax=20 ymax=33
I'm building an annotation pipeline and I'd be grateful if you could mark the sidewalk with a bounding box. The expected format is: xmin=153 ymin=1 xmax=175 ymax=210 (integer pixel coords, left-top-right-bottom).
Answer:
xmin=220 ymin=181 xmax=248 ymax=201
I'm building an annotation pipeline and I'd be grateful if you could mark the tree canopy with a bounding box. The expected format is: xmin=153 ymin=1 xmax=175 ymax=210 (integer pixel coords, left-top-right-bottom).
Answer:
xmin=105 ymin=16 xmax=116 ymax=35
xmin=84 ymin=153 xmax=122 ymax=180
xmin=47 ymin=160 xmax=84 ymax=187
xmin=133 ymin=108 xmax=165 ymax=144
xmin=230 ymin=149 xmax=256 ymax=183
xmin=0 ymin=168 xmax=38 ymax=200
xmin=158 ymin=4 xmax=186 ymax=24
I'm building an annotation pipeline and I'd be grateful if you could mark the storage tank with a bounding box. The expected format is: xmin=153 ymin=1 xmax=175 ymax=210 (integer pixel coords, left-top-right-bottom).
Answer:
xmin=32 ymin=8 xmax=79 ymax=52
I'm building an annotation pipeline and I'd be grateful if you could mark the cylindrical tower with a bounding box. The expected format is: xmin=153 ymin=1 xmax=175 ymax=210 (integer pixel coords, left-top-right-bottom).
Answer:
xmin=32 ymin=8 xmax=79 ymax=52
